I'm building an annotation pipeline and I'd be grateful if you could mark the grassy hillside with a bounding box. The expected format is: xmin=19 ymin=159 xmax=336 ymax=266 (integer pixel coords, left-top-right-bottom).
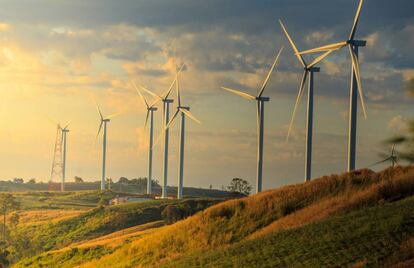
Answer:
xmin=9 ymin=198 xmax=219 ymax=265
xmin=165 ymin=197 xmax=414 ymax=267
xmin=13 ymin=166 xmax=414 ymax=267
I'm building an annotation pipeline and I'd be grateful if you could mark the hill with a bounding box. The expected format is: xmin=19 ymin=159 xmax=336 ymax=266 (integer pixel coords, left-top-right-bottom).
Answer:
xmin=13 ymin=166 xmax=414 ymax=267
xmin=9 ymin=198 xmax=220 ymax=265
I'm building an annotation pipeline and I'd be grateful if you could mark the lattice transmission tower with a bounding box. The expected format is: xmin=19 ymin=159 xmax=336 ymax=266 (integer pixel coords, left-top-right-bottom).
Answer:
xmin=49 ymin=125 xmax=63 ymax=191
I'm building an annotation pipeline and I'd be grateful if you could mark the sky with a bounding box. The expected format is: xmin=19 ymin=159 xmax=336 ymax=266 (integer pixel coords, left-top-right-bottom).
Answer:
xmin=0 ymin=0 xmax=412 ymax=191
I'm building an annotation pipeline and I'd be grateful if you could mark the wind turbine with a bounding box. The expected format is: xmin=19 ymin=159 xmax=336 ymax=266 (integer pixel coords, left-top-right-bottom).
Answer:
xmin=165 ymin=63 xmax=201 ymax=199
xmin=132 ymin=81 xmax=158 ymax=195
xmin=61 ymin=123 xmax=69 ymax=192
xmin=279 ymin=20 xmax=334 ymax=182
xmin=139 ymin=64 xmax=184 ymax=199
xmin=371 ymin=144 xmax=398 ymax=168
xmin=221 ymin=47 xmax=283 ymax=194
xmin=94 ymin=100 xmax=118 ymax=191
xmin=297 ymin=0 xmax=367 ymax=172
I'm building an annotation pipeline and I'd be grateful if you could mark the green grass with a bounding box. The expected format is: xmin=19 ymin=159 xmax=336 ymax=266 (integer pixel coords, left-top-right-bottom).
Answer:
xmin=17 ymin=247 xmax=115 ymax=268
xmin=14 ymin=191 xmax=124 ymax=210
xmin=10 ymin=198 xmax=219 ymax=264
xmin=163 ymin=196 xmax=414 ymax=267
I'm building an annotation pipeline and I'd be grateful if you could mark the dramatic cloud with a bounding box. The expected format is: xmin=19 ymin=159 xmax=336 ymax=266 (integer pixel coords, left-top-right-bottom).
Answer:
xmin=0 ymin=0 xmax=412 ymax=190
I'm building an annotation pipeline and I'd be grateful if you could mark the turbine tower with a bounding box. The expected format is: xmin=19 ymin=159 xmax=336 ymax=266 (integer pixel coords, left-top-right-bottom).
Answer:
xmin=279 ymin=20 xmax=333 ymax=182
xmin=298 ymin=0 xmax=367 ymax=172
xmin=94 ymin=100 xmax=118 ymax=191
xmin=221 ymin=47 xmax=283 ymax=193
xmin=165 ymin=63 xmax=201 ymax=199
xmin=139 ymin=64 xmax=183 ymax=199
xmin=133 ymin=81 xmax=158 ymax=195
xmin=61 ymin=123 xmax=69 ymax=191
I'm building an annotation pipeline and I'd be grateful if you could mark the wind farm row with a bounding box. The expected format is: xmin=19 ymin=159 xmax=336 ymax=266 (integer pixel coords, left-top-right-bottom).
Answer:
xmin=51 ymin=0 xmax=371 ymax=199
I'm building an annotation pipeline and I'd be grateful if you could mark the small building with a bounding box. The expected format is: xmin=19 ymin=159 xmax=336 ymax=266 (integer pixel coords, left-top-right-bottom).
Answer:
xmin=109 ymin=196 xmax=153 ymax=205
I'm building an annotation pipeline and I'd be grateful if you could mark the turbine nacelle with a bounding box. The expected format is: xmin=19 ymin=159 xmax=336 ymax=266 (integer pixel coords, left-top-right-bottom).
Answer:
xmin=306 ymin=67 xmax=320 ymax=72
xmin=177 ymin=106 xmax=190 ymax=111
xmin=256 ymin=96 xmax=270 ymax=102
xmin=348 ymin=40 xmax=367 ymax=47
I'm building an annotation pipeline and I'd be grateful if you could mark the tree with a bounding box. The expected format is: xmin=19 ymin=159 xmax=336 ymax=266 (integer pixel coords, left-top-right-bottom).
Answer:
xmin=74 ymin=176 xmax=84 ymax=183
xmin=161 ymin=205 xmax=183 ymax=224
xmin=27 ymin=178 xmax=36 ymax=184
xmin=387 ymin=120 xmax=414 ymax=163
xmin=227 ymin=178 xmax=252 ymax=196
xmin=12 ymin=178 xmax=23 ymax=184
xmin=0 ymin=194 xmax=20 ymax=241
xmin=118 ymin=177 xmax=129 ymax=184
xmin=8 ymin=212 xmax=19 ymax=229
xmin=106 ymin=178 xmax=113 ymax=190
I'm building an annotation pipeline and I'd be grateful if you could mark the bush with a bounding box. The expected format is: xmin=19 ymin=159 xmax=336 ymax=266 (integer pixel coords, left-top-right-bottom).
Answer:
xmin=161 ymin=205 xmax=183 ymax=224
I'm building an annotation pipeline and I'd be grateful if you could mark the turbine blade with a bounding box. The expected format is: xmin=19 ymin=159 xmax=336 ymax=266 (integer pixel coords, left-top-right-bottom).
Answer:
xmin=258 ymin=46 xmax=284 ymax=97
xmin=107 ymin=113 xmax=121 ymax=120
xmin=349 ymin=46 xmax=367 ymax=119
xmin=144 ymin=110 xmax=150 ymax=129
xmin=180 ymin=108 xmax=201 ymax=124
xmin=47 ymin=116 xmax=58 ymax=127
xmin=308 ymin=50 xmax=334 ymax=68
xmin=96 ymin=121 xmax=103 ymax=140
xmin=139 ymin=84 xmax=163 ymax=101
xmin=132 ymin=81 xmax=149 ymax=108
xmin=221 ymin=87 xmax=256 ymax=101
xmin=63 ymin=121 xmax=70 ymax=130
xmin=93 ymin=97 xmax=104 ymax=120
xmin=164 ymin=63 xmax=184 ymax=99
xmin=279 ymin=20 xmax=306 ymax=67
xmin=151 ymin=131 xmax=163 ymax=150
xmin=298 ymin=42 xmax=347 ymax=55
xmin=370 ymin=157 xmax=392 ymax=167
xmin=349 ymin=0 xmax=364 ymax=40
xmin=175 ymin=64 xmax=181 ymax=107
xmin=256 ymin=101 xmax=260 ymax=136
xmin=165 ymin=110 xmax=180 ymax=130
xmin=287 ymin=71 xmax=308 ymax=141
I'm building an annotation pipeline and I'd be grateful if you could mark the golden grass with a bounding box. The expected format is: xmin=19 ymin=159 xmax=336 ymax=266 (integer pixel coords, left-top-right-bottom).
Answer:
xmin=11 ymin=209 xmax=83 ymax=227
xmin=249 ymin=169 xmax=414 ymax=239
xmin=51 ymin=221 xmax=164 ymax=252
xmin=76 ymin=167 xmax=414 ymax=268
xmin=36 ymin=166 xmax=413 ymax=268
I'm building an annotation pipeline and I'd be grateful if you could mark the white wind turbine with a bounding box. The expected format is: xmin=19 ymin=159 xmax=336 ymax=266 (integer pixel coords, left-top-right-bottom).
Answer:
xmin=133 ymin=81 xmax=158 ymax=195
xmin=279 ymin=20 xmax=334 ymax=182
xmin=297 ymin=0 xmax=367 ymax=172
xmin=94 ymin=100 xmax=119 ymax=191
xmin=221 ymin=47 xmax=283 ymax=194
xmin=165 ymin=63 xmax=201 ymax=199
xmin=60 ymin=123 xmax=69 ymax=192
xmin=139 ymin=64 xmax=184 ymax=199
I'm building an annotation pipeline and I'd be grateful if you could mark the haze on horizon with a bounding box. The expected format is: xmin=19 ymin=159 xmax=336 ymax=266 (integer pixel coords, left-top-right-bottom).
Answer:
xmin=0 ymin=0 xmax=412 ymax=192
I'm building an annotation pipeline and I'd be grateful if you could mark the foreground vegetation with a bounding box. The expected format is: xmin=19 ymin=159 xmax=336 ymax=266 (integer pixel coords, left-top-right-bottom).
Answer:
xmin=8 ymin=196 xmax=219 ymax=265
xmin=10 ymin=166 xmax=414 ymax=267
